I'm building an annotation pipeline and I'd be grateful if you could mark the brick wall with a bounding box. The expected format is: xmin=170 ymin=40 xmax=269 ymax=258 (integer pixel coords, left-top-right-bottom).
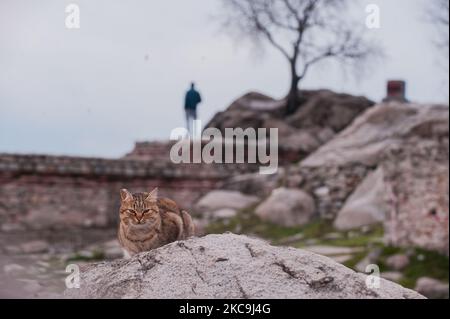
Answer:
xmin=126 ymin=140 xmax=304 ymax=165
xmin=0 ymin=153 xmax=250 ymax=230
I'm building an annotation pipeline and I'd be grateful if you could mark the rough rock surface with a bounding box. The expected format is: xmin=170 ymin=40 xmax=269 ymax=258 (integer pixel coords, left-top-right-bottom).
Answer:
xmin=255 ymin=188 xmax=316 ymax=227
xmin=334 ymin=167 xmax=388 ymax=230
xmin=383 ymin=136 xmax=449 ymax=255
xmin=65 ymin=234 xmax=423 ymax=299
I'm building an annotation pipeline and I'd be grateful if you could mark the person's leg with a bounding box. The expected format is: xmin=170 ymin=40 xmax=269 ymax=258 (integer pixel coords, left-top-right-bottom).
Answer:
xmin=185 ymin=109 xmax=193 ymax=135
xmin=185 ymin=109 xmax=190 ymax=133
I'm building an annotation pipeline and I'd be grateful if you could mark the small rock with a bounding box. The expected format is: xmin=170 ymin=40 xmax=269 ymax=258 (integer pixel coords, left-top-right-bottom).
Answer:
xmin=304 ymin=239 xmax=318 ymax=246
xmin=192 ymin=218 xmax=208 ymax=236
xmin=3 ymin=264 xmax=26 ymax=275
xmin=367 ymin=248 xmax=383 ymax=261
xmin=4 ymin=245 xmax=22 ymax=254
xmin=348 ymin=231 xmax=360 ymax=238
xmin=20 ymin=240 xmax=49 ymax=254
xmin=323 ymin=233 xmax=343 ymax=240
xmin=417 ymin=254 xmax=426 ymax=262
xmin=314 ymin=187 xmax=330 ymax=198
xmin=36 ymin=261 xmax=51 ymax=268
xmin=355 ymin=248 xmax=382 ymax=273
xmin=255 ymin=188 xmax=316 ymax=227
xmin=355 ymin=257 xmax=372 ymax=273
xmin=286 ymin=174 xmax=304 ymax=188
xmin=221 ymin=172 xmax=282 ymax=198
xmin=78 ymin=250 xmax=96 ymax=259
xmin=19 ymin=279 xmax=42 ymax=294
xmin=27 ymin=266 xmax=44 ymax=276
xmin=83 ymin=219 xmax=95 ymax=228
xmin=196 ymin=190 xmax=259 ymax=211
xmin=415 ymin=277 xmax=449 ymax=299
xmin=1 ymin=223 xmax=26 ymax=232
xmin=381 ymin=272 xmax=403 ymax=283
xmin=66 ymin=250 xmax=99 ymax=262
xmin=361 ymin=226 xmax=372 ymax=234
xmin=304 ymin=245 xmax=364 ymax=256
xmin=385 ymin=254 xmax=410 ymax=271
xmin=278 ymin=233 xmax=305 ymax=245
xmin=209 ymin=208 xmax=237 ymax=220
xmin=103 ymin=240 xmax=124 ymax=260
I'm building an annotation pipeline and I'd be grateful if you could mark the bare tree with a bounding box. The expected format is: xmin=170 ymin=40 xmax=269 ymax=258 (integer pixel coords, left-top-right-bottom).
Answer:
xmin=427 ymin=0 xmax=449 ymax=53
xmin=220 ymin=0 xmax=379 ymax=114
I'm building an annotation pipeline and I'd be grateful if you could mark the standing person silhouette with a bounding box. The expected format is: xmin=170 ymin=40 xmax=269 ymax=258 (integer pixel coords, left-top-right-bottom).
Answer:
xmin=184 ymin=82 xmax=202 ymax=134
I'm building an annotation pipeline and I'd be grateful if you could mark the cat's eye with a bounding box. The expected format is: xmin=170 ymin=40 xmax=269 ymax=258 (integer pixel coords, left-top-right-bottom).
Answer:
xmin=143 ymin=209 xmax=152 ymax=214
xmin=127 ymin=209 xmax=137 ymax=215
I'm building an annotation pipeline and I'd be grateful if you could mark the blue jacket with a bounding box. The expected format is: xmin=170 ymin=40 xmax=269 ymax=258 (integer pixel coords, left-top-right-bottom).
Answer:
xmin=185 ymin=89 xmax=202 ymax=110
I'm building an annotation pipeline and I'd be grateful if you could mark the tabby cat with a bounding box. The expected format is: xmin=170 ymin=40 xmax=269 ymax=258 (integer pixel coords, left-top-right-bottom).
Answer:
xmin=118 ymin=188 xmax=195 ymax=258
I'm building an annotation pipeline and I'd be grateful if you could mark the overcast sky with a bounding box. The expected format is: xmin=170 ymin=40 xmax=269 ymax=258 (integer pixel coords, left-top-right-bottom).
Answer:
xmin=0 ymin=0 xmax=448 ymax=158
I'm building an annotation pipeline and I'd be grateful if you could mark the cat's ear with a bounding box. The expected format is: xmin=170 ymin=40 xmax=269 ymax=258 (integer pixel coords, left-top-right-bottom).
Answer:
xmin=120 ymin=189 xmax=133 ymax=202
xmin=145 ymin=188 xmax=158 ymax=202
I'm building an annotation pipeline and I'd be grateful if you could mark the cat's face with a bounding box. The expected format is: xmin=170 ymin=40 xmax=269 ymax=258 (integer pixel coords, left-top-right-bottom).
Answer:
xmin=119 ymin=188 xmax=160 ymax=227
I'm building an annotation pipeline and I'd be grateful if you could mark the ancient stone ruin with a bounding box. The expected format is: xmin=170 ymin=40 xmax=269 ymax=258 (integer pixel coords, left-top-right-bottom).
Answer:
xmin=1 ymin=90 xmax=448 ymax=299
xmin=0 ymin=90 xmax=374 ymax=231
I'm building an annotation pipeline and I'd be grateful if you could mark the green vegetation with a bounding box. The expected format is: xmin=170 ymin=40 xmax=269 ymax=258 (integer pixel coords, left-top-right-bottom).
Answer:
xmin=205 ymin=208 xmax=304 ymax=242
xmin=66 ymin=250 xmax=105 ymax=263
xmin=343 ymin=251 xmax=370 ymax=269
xmin=206 ymin=208 xmax=383 ymax=248
xmin=379 ymin=247 xmax=449 ymax=289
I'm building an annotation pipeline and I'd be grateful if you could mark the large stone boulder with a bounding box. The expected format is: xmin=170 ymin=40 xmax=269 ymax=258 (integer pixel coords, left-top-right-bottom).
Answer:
xmin=301 ymin=103 xmax=449 ymax=168
xmin=286 ymin=90 xmax=374 ymax=131
xmin=414 ymin=277 xmax=449 ymax=299
xmin=298 ymin=102 xmax=449 ymax=220
xmin=65 ymin=234 xmax=423 ymax=299
xmin=385 ymin=254 xmax=410 ymax=271
xmin=334 ymin=167 xmax=389 ymax=230
xmin=206 ymin=92 xmax=284 ymax=134
xmin=221 ymin=171 xmax=284 ymax=198
xmin=206 ymin=90 xmax=374 ymax=164
xmin=195 ymin=190 xmax=259 ymax=212
xmin=383 ymin=137 xmax=449 ymax=255
xmin=255 ymin=188 xmax=316 ymax=227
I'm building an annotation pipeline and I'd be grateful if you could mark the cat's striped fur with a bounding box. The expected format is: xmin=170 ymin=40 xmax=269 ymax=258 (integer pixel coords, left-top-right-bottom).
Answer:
xmin=118 ymin=188 xmax=195 ymax=258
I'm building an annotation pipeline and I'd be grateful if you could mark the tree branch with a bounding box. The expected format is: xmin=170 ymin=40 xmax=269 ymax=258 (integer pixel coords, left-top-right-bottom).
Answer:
xmin=248 ymin=2 xmax=291 ymax=60
xmin=220 ymin=0 xmax=381 ymax=92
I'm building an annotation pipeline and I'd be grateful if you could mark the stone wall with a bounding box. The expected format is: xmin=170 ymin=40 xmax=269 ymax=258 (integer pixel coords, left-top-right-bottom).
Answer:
xmin=295 ymin=164 xmax=374 ymax=219
xmin=126 ymin=140 xmax=303 ymax=166
xmin=383 ymin=137 xmax=449 ymax=255
xmin=0 ymin=154 xmax=247 ymax=230
xmin=124 ymin=142 xmax=174 ymax=161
